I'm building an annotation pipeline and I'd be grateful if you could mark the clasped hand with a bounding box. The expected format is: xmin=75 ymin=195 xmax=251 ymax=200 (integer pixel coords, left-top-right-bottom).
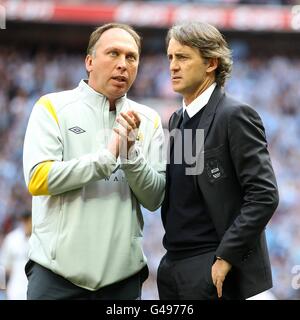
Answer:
xmin=108 ymin=110 xmax=141 ymax=159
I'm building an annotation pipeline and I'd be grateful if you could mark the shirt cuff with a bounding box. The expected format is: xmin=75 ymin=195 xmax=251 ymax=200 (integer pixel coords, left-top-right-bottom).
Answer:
xmin=120 ymin=146 xmax=143 ymax=167
xmin=96 ymin=149 xmax=118 ymax=176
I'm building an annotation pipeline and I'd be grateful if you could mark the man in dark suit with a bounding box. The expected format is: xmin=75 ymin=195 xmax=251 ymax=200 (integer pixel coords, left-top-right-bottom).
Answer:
xmin=157 ymin=22 xmax=279 ymax=300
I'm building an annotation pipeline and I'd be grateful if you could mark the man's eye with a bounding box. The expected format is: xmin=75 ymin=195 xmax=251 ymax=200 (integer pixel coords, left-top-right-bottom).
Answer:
xmin=109 ymin=51 xmax=118 ymax=57
xmin=127 ymin=55 xmax=136 ymax=61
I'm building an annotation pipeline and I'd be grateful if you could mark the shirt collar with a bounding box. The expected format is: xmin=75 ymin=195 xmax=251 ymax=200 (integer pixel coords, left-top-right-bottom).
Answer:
xmin=183 ymin=82 xmax=216 ymax=118
xmin=78 ymin=79 xmax=127 ymax=112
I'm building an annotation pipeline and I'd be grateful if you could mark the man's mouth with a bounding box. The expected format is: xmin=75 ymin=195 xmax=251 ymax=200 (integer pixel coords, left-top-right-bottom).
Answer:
xmin=112 ymin=76 xmax=127 ymax=83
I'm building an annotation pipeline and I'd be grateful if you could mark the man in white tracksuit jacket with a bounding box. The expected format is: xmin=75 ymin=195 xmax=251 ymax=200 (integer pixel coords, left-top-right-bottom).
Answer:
xmin=23 ymin=23 xmax=166 ymax=299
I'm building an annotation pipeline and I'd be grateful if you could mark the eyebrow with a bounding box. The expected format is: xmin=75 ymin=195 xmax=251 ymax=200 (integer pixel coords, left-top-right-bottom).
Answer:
xmin=104 ymin=46 xmax=138 ymax=56
xmin=168 ymin=52 xmax=190 ymax=57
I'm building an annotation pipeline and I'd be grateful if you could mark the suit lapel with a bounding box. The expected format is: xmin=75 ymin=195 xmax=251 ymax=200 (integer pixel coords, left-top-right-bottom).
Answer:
xmin=168 ymin=86 xmax=224 ymax=169
xmin=191 ymin=85 xmax=224 ymax=182
xmin=195 ymin=85 xmax=224 ymax=143
xmin=169 ymin=108 xmax=183 ymax=130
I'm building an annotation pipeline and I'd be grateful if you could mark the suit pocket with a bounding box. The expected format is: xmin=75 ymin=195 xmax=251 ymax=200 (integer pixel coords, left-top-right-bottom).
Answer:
xmin=204 ymin=145 xmax=228 ymax=183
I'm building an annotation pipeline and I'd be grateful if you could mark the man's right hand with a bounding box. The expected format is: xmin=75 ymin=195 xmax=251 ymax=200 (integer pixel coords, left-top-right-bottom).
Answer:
xmin=211 ymin=258 xmax=232 ymax=298
xmin=107 ymin=110 xmax=141 ymax=159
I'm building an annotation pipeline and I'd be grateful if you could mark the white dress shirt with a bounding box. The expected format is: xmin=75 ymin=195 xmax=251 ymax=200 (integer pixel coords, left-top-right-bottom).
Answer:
xmin=183 ymin=82 xmax=216 ymax=118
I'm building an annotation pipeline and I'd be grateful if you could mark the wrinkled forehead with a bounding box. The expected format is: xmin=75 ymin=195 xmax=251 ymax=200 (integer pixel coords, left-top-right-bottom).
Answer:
xmin=95 ymin=28 xmax=139 ymax=54
xmin=167 ymin=38 xmax=198 ymax=55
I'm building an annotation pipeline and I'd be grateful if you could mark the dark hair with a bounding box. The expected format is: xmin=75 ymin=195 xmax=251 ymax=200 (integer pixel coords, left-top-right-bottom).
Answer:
xmin=87 ymin=23 xmax=141 ymax=56
xmin=166 ymin=22 xmax=232 ymax=87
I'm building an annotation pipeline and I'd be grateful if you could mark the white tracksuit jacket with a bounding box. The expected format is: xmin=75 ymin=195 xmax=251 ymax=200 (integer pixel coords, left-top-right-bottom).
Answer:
xmin=23 ymin=80 xmax=166 ymax=290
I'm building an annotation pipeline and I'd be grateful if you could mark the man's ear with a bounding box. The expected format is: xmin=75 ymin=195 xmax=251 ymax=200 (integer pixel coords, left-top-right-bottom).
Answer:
xmin=85 ymin=55 xmax=93 ymax=73
xmin=206 ymin=58 xmax=218 ymax=73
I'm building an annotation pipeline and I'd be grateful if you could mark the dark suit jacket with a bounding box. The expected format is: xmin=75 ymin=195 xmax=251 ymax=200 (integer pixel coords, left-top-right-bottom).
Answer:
xmin=162 ymin=85 xmax=279 ymax=299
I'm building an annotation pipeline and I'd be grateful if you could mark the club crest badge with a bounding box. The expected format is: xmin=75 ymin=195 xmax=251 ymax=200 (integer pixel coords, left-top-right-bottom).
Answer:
xmin=206 ymin=159 xmax=225 ymax=182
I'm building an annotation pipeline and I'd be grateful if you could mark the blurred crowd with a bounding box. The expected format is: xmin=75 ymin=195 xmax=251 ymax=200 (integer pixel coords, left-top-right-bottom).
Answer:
xmin=47 ymin=0 xmax=300 ymax=6
xmin=0 ymin=45 xmax=299 ymax=299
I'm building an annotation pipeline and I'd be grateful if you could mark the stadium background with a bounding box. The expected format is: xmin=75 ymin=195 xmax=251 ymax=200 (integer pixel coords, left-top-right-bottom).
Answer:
xmin=0 ymin=0 xmax=300 ymax=299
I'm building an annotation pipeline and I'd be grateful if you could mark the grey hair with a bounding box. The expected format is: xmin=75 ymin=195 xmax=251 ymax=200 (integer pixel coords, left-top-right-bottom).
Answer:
xmin=166 ymin=22 xmax=232 ymax=87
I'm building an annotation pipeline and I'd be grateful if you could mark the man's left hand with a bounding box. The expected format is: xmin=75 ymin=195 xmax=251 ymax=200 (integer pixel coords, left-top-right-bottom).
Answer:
xmin=211 ymin=258 xmax=232 ymax=298
xmin=114 ymin=110 xmax=141 ymax=158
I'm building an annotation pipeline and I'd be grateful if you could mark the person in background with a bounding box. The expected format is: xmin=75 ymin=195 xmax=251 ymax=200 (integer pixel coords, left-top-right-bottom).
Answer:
xmin=22 ymin=23 xmax=165 ymax=300
xmin=158 ymin=22 xmax=279 ymax=300
xmin=0 ymin=211 xmax=32 ymax=300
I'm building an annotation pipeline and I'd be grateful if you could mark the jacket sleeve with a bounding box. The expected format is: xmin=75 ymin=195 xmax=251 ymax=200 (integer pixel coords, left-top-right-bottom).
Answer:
xmin=215 ymin=105 xmax=279 ymax=266
xmin=23 ymin=98 xmax=117 ymax=196
xmin=120 ymin=114 xmax=166 ymax=211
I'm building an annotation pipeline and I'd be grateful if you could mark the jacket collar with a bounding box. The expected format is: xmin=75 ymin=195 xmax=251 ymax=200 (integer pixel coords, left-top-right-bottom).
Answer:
xmin=170 ymin=85 xmax=224 ymax=141
xmin=78 ymin=80 xmax=127 ymax=112
xmin=197 ymin=84 xmax=224 ymax=141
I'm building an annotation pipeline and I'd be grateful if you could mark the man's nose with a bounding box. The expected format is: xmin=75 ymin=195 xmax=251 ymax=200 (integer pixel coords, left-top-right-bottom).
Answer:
xmin=116 ymin=55 xmax=127 ymax=71
xmin=170 ymin=59 xmax=179 ymax=72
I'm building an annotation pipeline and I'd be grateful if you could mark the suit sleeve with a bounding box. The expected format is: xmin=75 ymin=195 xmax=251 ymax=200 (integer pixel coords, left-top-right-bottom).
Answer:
xmin=23 ymin=98 xmax=117 ymax=196
xmin=215 ymin=105 xmax=279 ymax=266
xmin=120 ymin=114 xmax=166 ymax=211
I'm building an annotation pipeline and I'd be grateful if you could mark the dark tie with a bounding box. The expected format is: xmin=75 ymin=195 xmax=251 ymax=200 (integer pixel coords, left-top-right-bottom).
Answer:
xmin=181 ymin=111 xmax=190 ymax=129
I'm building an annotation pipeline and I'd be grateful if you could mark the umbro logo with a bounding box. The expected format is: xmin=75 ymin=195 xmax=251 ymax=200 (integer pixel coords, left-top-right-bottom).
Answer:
xmin=69 ymin=126 xmax=86 ymax=134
